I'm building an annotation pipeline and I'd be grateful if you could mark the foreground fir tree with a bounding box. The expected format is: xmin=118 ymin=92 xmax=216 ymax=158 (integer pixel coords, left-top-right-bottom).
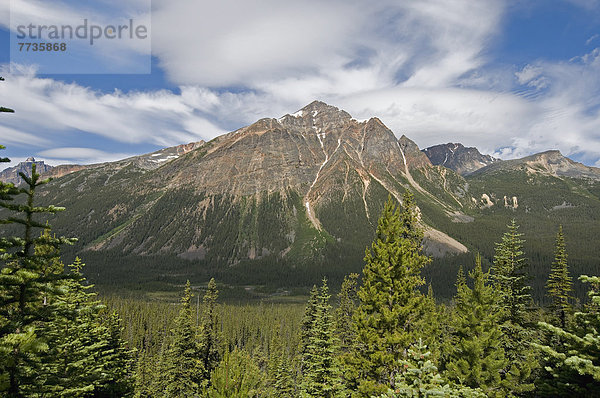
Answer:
xmin=198 ymin=277 xmax=221 ymax=387
xmin=546 ymin=225 xmax=573 ymax=328
xmin=266 ymin=323 xmax=295 ymax=398
xmin=351 ymin=193 xmax=431 ymax=397
xmin=377 ymin=339 xmax=485 ymax=398
xmin=335 ymin=273 xmax=358 ymax=354
xmin=0 ymin=163 xmax=76 ymax=396
xmin=162 ymin=281 xmax=204 ymax=397
xmin=300 ymin=278 xmax=345 ymax=398
xmin=444 ymin=255 xmax=506 ymax=397
xmin=490 ymin=220 xmax=536 ymax=394
xmin=335 ymin=273 xmax=360 ymax=390
xmin=535 ymin=275 xmax=600 ymax=397
xmin=207 ymin=348 xmax=265 ymax=397
xmin=40 ymin=257 xmax=134 ymax=397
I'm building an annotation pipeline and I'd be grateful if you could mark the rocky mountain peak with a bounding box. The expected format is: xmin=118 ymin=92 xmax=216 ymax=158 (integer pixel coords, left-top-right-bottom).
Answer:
xmin=277 ymin=100 xmax=353 ymax=128
xmin=423 ymin=142 xmax=499 ymax=175
xmin=398 ymin=135 xmax=432 ymax=169
xmin=0 ymin=158 xmax=54 ymax=185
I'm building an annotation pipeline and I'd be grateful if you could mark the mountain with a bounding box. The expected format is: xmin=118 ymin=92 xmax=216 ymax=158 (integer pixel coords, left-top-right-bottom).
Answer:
xmin=0 ymin=157 xmax=53 ymax=185
xmin=423 ymin=143 xmax=499 ymax=175
xmin=471 ymin=150 xmax=600 ymax=180
xmin=3 ymin=101 xmax=599 ymax=299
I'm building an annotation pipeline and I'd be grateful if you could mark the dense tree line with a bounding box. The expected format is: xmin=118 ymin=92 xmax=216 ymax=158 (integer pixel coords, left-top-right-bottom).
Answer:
xmin=2 ymin=130 xmax=599 ymax=396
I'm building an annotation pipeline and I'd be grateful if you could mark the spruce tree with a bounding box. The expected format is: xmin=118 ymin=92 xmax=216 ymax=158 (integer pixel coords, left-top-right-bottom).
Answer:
xmin=162 ymin=281 xmax=204 ymax=397
xmin=490 ymin=220 xmax=536 ymax=394
xmin=351 ymin=193 xmax=431 ymax=397
xmin=491 ymin=219 xmax=531 ymax=325
xmin=198 ymin=277 xmax=221 ymax=388
xmin=0 ymin=163 xmax=76 ymax=396
xmin=444 ymin=255 xmax=506 ymax=397
xmin=377 ymin=339 xmax=485 ymax=398
xmin=207 ymin=348 xmax=265 ymax=397
xmin=535 ymin=275 xmax=600 ymax=396
xmin=94 ymin=310 xmax=135 ymax=397
xmin=267 ymin=323 xmax=295 ymax=398
xmin=300 ymin=278 xmax=344 ymax=398
xmin=39 ymin=257 xmax=104 ymax=396
xmin=335 ymin=273 xmax=358 ymax=353
xmin=546 ymin=225 xmax=573 ymax=328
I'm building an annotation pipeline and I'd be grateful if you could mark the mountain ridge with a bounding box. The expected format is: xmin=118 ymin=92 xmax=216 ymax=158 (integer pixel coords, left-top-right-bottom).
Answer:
xmin=2 ymin=101 xmax=599 ymax=297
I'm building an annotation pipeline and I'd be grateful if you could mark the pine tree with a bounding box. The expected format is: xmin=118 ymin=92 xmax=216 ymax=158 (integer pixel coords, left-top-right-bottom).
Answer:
xmin=335 ymin=273 xmax=360 ymax=392
xmin=162 ymin=281 xmax=204 ymax=397
xmin=300 ymin=278 xmax=344 ymax=398
xmin=93 ymin=310 xmax=135 ymax=397
xmin=0 ymin=162 xmax=76 ymax=396
xmin=133 ymin=345 xmax=154 ymax=398
xmin=335 ymin=273 xmax=358 ymax=352
xmin=351 ymin=193 xmax=431 ymax=397
xmin=535 ymin=275 xmax=600 ymax=396
xmin=546 ymin=225 xmax=573 ymax=328
xmin=207 ymin=348 xmax=265 ymax=397
xmin=444 ymin=255 xmax=506 ymax=397
xmin=267 ymin=323 xmax=295 ymax=398
xmin=490 ymin=220 xmax=536 ymax=394
xmin=39 ymin=257 xmax=105 ymax=396
xmin=377 ymin=339 xmax=485 ymax=398
xmin=198 ymin=278 xmax=221 ymax=388
xmin=491 ymin=219 xmax=531 ymax=325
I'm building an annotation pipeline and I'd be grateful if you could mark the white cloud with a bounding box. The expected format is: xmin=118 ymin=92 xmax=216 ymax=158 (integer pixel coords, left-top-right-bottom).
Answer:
xmin=2 ymin=0 xmax=600 ymax=168
xmin=0 ymin=65 xmax=226 ymax=149
xmin=37 ymin=147 xmax=134 ymax=164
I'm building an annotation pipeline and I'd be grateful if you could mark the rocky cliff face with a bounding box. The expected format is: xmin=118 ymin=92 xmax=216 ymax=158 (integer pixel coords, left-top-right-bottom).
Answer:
xmin=423 ymin=143 xmax=498 ymax=175
xmin=0 ymin=157 xmax=54 ymax=185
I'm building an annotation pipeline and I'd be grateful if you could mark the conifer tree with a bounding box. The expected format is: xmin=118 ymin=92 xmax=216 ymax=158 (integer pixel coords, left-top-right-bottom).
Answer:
xmin=300 ymin=284 xmax=319 ymax=369
xmin=490 ymin=220 xmax=536 ymax=394
xmin=94 ymin=310 xmax=135 ymax=397
xmin=300 ymin=278 xmax=344 ymax=398
xmin=335 ymin=273 xmax=358 ymax=353
xmin=350 ymin=193 xmax=431 ymax=397
xmin=445 ymin=255 xmax=506 ymax=397
xmin=335 ymin=273 xmax=360 ymax=392
xmin=133 ymin=346 xmax=154 ymax=398
xmin=267 ymin=323 xmax=295 ymax=398
xmin=535 ymin=275 xmax=600 ymax=396
xmin=377 ymin=339 xmax=485 ymax=398
xmin=0 ymin=163 xmax=76 ymax=396
xmin=40 ymin=257 xmax=134 ymax=397
xmin=491 ymin=219 xmax=531 ymax=325
xmin=546 ymin=225 xmax=573 ymax=328
xmin=198 ymin=278 xmax=221 ymax=387
xmin=208 ymin=348 xmax=265 ymax=397
xmin=162 ymin=281 xmax=204 ymax=397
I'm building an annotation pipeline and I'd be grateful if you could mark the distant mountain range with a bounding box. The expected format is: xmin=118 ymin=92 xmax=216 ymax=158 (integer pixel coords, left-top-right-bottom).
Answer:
xmin=2 ymin=101 xmax=599 ymax=297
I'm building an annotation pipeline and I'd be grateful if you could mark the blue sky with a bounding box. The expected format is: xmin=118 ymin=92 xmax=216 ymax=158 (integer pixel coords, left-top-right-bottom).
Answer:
xmin=1 ymin=0 xmax=600 ymax=168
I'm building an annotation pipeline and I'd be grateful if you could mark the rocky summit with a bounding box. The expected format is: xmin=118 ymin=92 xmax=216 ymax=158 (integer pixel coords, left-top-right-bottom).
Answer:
xmin=0 ymin=157 xmax=54 ymax=185
xmin=423 ymin=142 xmax=499 ymax=175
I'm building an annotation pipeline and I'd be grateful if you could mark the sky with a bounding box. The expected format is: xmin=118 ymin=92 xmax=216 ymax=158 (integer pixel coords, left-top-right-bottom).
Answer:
xmin=0 ymin=0 xmax=600 ymax=169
